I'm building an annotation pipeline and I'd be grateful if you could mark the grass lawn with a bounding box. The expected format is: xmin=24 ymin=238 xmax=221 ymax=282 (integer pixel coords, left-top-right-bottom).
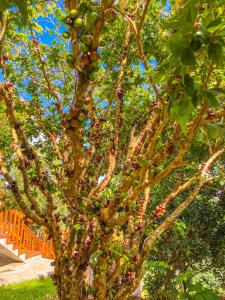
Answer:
xmin=0 ymin=278 xmax=57 ymax=300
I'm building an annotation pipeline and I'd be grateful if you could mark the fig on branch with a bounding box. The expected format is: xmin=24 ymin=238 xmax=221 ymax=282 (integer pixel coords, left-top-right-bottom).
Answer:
xmin=81 ymin=35 xmax=93 ymax=46
xmin=4 ymin=82 xmax=13 ymax=89
xmin=105 ymin=10 xmax=117 ymax=23
xmin=81 ymin=53 xmax=91 ymax=66
xmin=90 ymin=51 xmax=100 ymax=62
xmin=71 ymin=106 xmax=79 ymax=117
xmin=62 ymin=31 xmax=70 ymax=39
xmin=70 ymin=9 xmax=78 ymax=19
xmin=84 ymin=12 xmax=99 ymax=29
xmin=74 ymin=18 xmax=84 ymax=28
xmin=77 ymin=0 xmax=89 ymax=13
xmin=2 ymin=55 xmax=8 ymax=61
xmin=77 ymin=113 xmax=87 ymax=122
xmin=80 ymin=43 xmax=89 ymax=53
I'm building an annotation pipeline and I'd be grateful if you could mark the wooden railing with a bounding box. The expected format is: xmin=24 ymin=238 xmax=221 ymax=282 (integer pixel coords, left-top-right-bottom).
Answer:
xmin=0 ymin=209 xmax=54 ymax=259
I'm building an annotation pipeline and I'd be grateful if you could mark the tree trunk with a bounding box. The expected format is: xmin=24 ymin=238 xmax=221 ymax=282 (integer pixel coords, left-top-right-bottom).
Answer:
xmin=53 ymin=258 xmax=88 ymax=300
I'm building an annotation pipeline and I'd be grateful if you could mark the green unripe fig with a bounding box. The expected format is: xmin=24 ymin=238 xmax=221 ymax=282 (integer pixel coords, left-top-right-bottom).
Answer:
xmin=80 ymin=121 xmax=86 ymax=128
xmin=81 ymin=136 xmax=88 ymax=143
xmin=77 ymin=1 xmax=89 ymax=13
xmin=132 ymin=179 xmax=140 ymax=187
xmin=104 ymin=227 xmax=110 ymax=234
xmin=66 ymin=54 xmax=75 ymax=66
xmin=74 ymin=18 xmax=84 ymax=28
xmin=105 ymin=10 xmax=117 ymax=23
xmin=77 ymin=113 xmax=86 ymax=122
xmin=70 ymin=9 xmax=78 ymax=18
xmin=80 ymin=43 xmax=89 ymax=53
xmin=62 ymin=31 xmax=70 ymax=39
xmin=154 ymin=166 xmax=163 ymax=175
xmin=81 ymin=200 xmax=88 ymax=208
xmin=84 ymin=12 xmax=99 ymax=29
xmin=80 ymin=35 xmax=93 ymax=46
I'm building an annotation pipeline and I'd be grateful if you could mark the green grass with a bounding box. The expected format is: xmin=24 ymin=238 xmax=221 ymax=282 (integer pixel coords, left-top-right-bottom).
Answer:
xmin=0 ymin=278 xmax=57 ymax=300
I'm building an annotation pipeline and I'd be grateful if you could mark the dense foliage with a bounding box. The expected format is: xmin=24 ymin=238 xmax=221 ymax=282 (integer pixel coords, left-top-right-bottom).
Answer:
xmin=0 ymin=0 xmax=224 ymax=299
xmin=144 ymin=176 xmax=225 ymax=299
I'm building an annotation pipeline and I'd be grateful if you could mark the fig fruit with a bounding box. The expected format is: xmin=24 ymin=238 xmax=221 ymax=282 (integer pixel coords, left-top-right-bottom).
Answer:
xmin=77 ymin=113 xmax=86 ymax=122
xmin=70 ymin=9 xmax=78 ymax=18
xmin=90 ymin=51 xmax=99 ymax=62
xmin=62 ymin=31 xmax=70 ymax=39
xmin=105 ymin=10 xmax=117 ymax=23
xmin=74 ymin=18 xmax=84 ymax=28
xmin=81 ymin=53 xmax=91 ymax=66
xmin=80 ymin=43 xmax=89 ymax=53
xmin=81 ymin=35 xmax=93 ymax=46
xmin=4 ymin=82 xmax=13 ymax=89
xmin=71 ymin=106 xmax=79 ymax=117
xmin=84 ymin=12 xmax=99 ymax=29
xmin=194 ymin=22 xmax=200 ymax=30
xmin=2 ymin=55 xmax=8 ymax=61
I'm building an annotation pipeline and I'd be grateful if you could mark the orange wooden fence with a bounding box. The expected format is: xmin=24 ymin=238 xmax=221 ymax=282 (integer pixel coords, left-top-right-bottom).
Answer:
xmin=0 ymin=209 xmax=54 ymax=259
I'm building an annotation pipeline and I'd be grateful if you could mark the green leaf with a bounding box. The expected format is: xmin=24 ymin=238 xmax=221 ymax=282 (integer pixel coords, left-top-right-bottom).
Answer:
xmin=14 ymin=0 xmax=28 ymax=23
xmin=73 ymin=223 xmax=84 ymax=232
xmin=181 ymin=49 xmax=196 ymax=66
xmin=207 ymin=125 xmax=219 ymax=139
xmin=168 ymin=33 xmax=189 ymax=56
xmin=184 ymin=4 xmax=198 ymax=23
xmin=0 ymin=2 xmax=8 ymax=10
xmin=206 ymin=17 xmax=222 ymax=32
xmin=172 ymin=94 xmax=194 ymax=132
xmin=209 ymin=87 xmax=225 ymax=95
xmin=208 ymin=43 xmax=223 ymax=64
xmin=203 ymin=90 xmax=218 ymax=108
xmin=190 ymin=38 xmax=202 ymax=52
xmin=184 ymin=74 xmax=195 ymax=96
xmin=175 ymin=220 xmax=186 ymax=237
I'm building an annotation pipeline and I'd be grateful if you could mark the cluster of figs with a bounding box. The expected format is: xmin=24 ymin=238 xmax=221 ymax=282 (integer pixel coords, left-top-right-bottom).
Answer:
xmin=62 ymin=0 xmax=116 ymax=73
xmin=62 ymin=105 xmax=88 ymax=136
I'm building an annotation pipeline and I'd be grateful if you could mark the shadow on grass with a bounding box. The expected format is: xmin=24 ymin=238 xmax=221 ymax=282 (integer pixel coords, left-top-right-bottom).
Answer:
xmin=0 ymin=278 xmax=56 ymax=300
